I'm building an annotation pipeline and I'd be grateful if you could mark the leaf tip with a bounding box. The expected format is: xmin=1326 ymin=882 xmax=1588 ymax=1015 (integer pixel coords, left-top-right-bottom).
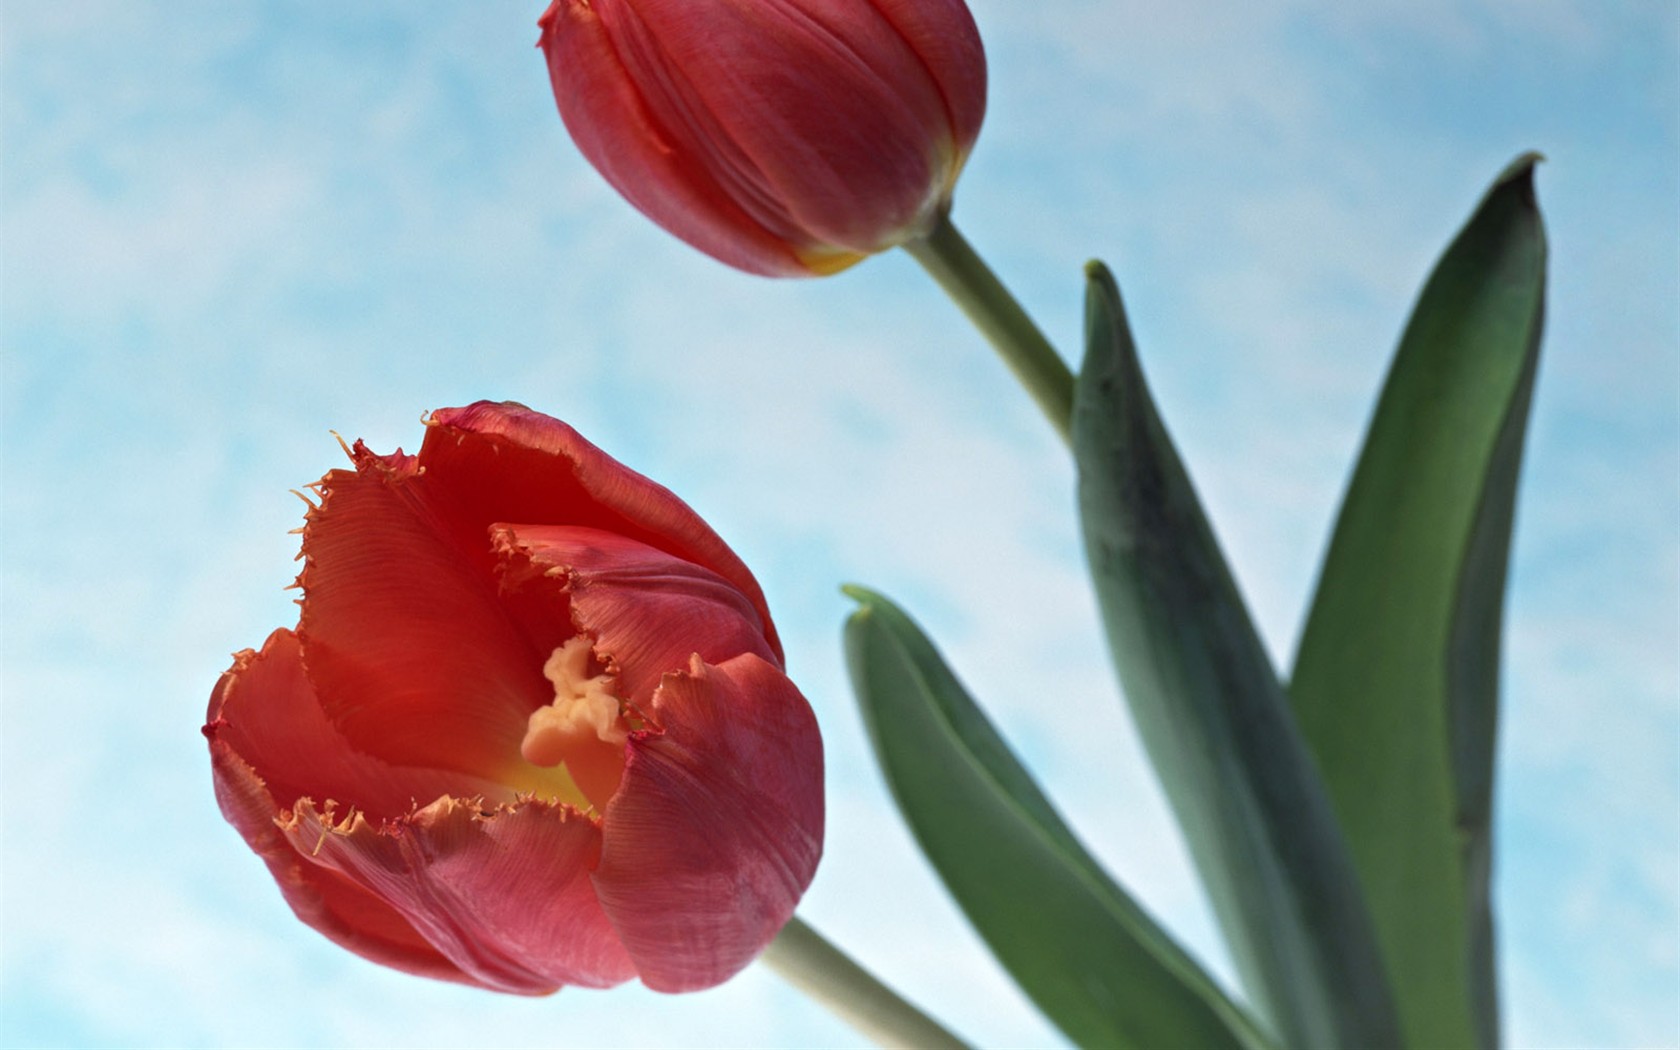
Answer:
xmin=1497 ymin=150 xmax=1545 ymax=181
xmin=1078 ymin=259 xmax=1139 ymax=412
xmin=1491 ymin=151 xmax=1545 ymax=207
xmin=839 ymin=583 xmax=877 ymax=605
xmin=1083 ymin=259 xmax=1122 ymax=304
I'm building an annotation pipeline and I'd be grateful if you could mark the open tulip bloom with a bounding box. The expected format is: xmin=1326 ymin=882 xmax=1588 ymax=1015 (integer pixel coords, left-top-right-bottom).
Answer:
xmin=211 ymin=2 xmax=1553 ymax=1047
xmin=205 ymin=403 xmax=822 ymax=994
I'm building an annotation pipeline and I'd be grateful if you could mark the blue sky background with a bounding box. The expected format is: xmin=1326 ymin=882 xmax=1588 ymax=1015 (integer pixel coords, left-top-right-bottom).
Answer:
xmin=3 ymin=1 xmax=1676 ymax=1047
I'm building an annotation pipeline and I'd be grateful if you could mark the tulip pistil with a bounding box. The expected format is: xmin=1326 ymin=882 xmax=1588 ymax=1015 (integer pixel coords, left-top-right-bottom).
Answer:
xmin=522 ymin=636 xmax=629 ymax=768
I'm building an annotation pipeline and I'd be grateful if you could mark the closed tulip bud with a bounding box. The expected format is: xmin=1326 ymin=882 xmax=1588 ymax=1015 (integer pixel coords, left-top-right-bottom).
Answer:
xmin=539 ymin=0 xmax=987 ymax=277
xmin=205 ymin=402 xmax=823 ymax=994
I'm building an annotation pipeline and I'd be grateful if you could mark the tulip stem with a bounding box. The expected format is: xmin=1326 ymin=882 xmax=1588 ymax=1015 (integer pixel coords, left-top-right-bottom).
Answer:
xmin=905 ymin=214 xmax=1075 ymax=445
xmin=760 ymin=915 xmax=970 ymax=1049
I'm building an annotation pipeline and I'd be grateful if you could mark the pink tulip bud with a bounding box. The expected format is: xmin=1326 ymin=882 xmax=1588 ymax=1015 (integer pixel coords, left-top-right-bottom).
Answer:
xmin=205 ymin=402 xmax=823 ymax=994
xmin=539 ymin=0 xmax=987 ymax=277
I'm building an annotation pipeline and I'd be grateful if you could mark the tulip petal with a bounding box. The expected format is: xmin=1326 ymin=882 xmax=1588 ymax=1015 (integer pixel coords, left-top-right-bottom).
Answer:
xmin=283 ymin=796 xmax=636 ymax=994
xmin=207 ymin=733 xmax=471 ymax=988
xmin=207 ymin=629 xmax=510 ymax=820
xmin=494 ymin=524 xmax=778 ymax=706
xmin=417 ymin=402 xmax=782 ymax=664
xmin=540 ymin=0 xmax=826 ymax=276
xmin=297 ymin=454 xmax=549 ymax=779
xmin=594 ymin=0 xmax=952 ymax=253
xmin=868 ymin=0 xmax=987 ymax=164
xmin=593 ymin=653 xmax=822 ymax=992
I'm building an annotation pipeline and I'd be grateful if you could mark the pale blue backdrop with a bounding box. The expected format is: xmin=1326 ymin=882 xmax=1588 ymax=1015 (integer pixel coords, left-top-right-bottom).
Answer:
xmin=3 ymin=1 xmax=1676 ymax=1047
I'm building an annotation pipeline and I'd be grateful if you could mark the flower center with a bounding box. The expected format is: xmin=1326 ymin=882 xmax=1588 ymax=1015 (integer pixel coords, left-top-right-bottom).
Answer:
xmin=521 ymin=636 xmax=629 ymax=767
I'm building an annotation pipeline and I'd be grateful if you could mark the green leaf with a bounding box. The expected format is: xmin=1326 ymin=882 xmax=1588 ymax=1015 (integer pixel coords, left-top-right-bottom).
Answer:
xmin=1073 ymin=263 xmax=1402 ymax=1050
xmin=1289 ymin=153 xmax=1548 ymax=1050
xmin=843 ymin=586 xmax=1273 ymax=1050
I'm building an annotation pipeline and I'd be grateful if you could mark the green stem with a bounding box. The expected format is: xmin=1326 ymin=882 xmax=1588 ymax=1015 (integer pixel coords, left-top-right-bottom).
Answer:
xmin=760 ymin=916 xmax=969 ymax=1049
xmin=903 ymin=213 xmax=1075 ymax=445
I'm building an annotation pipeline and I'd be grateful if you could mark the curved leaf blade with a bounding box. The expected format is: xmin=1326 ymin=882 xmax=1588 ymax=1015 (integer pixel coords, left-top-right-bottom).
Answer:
xmin=1289 ymin=154 xmax=1548 ymax=1050
xmin=843 ymin=586 xmax=1272 ymax=1050
xmin=1073 ymin=264 xmax=1402 ymax=1050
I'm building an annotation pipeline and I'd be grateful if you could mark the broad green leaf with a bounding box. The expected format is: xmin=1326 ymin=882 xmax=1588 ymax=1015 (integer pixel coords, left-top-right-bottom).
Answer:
xmin=843 ymin=586 xmax=1274 ymax=1050
xmin=1289 ymin=154 xmax=1548 ymax=1050
xmin=1073 ymin=263 xmax=1402 ymax=1050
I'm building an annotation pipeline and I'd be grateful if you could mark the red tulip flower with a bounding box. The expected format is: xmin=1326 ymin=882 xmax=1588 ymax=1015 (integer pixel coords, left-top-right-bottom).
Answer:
xmin=539 ymin=0 xmax=987 ymax=277
xmin=204 ymin=402 xmax=823 ymax=995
